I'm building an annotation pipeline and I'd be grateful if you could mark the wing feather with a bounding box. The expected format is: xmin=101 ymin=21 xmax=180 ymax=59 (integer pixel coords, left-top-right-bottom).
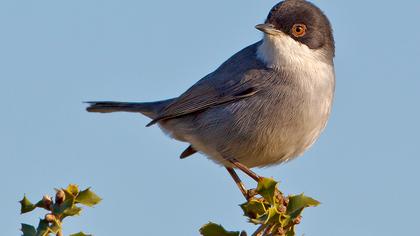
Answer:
xmin=147 ymin=41 xmax=275 ymax=126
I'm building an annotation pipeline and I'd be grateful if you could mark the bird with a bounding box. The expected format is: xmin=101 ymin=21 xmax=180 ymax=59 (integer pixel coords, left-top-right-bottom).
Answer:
xmin=86 ymin=0 xmax=335 ymax=198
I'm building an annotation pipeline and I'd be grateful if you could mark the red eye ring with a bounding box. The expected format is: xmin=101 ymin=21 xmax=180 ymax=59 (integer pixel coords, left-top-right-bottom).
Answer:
xmin=291 ymin=24 xmax=307 ymax=37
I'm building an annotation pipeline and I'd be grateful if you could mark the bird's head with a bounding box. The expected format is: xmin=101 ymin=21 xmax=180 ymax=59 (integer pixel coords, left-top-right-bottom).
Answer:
xmin=256 ymin=0 xmax=335 ymax=66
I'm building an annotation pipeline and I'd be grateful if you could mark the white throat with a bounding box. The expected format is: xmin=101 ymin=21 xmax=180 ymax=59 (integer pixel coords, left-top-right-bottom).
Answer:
xmin=257 ymin=34 xmax=328 ymax=69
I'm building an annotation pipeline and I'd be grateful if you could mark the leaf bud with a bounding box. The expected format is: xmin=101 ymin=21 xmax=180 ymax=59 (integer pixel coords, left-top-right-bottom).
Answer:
xmin=277 ymin=204 xmax=287 ymax=213
xmin=283 ymin=197 xmax=289 ymax=205
xmin=55 ymin=190 xmax=65 ymax=204
xmin=293 ymin=216 xmax=302 ymax=225
xmin=42 ymin=195 xmax=52 ymax=209
xmin=45 ymin=213 xmax=56 ymax=222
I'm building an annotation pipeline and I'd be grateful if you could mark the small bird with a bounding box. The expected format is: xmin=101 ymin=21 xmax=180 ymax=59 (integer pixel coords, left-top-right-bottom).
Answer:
xmin=87 ymin=0 xmax=335 ymax=198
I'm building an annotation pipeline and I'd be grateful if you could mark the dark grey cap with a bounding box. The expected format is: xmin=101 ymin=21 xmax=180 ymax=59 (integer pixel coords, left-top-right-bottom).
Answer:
xmin=265 ymin=0 xmax=335 ymax=59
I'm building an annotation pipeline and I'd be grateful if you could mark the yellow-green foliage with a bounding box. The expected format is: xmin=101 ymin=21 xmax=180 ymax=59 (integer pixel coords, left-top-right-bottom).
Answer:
xmin=19 ymin=184 xmax=101 ymax=236
xmin=200 ymin=178 xmax=319 ymax=236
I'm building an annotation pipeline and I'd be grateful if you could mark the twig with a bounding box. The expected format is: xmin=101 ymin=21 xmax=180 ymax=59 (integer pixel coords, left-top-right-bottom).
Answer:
xmin=252 ymin=224 xmax=268 ymax=236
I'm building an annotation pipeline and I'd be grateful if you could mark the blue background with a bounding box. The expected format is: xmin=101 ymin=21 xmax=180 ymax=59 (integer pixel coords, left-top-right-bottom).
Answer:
xmin=1 ymin=0 xmax=419 ymax=235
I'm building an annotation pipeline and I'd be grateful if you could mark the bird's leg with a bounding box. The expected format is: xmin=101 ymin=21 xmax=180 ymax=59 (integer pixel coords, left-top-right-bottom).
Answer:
xmin=226 ymin=167 xmax=248 ymax=198
xmin=229 ymin=159 xmax=262 ymax=182
xmin=226 ymin=167 xmax=257 ymax=200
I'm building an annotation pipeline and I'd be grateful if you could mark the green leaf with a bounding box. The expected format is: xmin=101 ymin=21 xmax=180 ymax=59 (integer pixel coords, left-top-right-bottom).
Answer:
xmin=62 ymin=189 xmax=76 ymax=203
xmin=66 ymin=184 xmax=80 ymax=197
xmin=53 ymin=198 xmax=74 ymax=215
xmin=20 ymin=196 xmax=36 ymax=214
xmin=285 ymin=225 xmax=296 ymax=236
xmin=21 ymin=224 xmax=36 ymax=236
xmin=240 ymin=199 xmax=267 ymax=219
xmin=256 ymin=178 xmax=278 ymax=205
xmin=280 ymin=214 xmax=292 ymax=228
xmin=75 ymin=188 xmax=102 ymax=207
xmin=35 ymin=200 xmax=46 ymax=209
xmin=286 ymin=194 xmax=320 ymax=219
xmin=199 ymin=222 xmax=241 ymax=236
xmin=35 ymin=219 xmax=50 ymax=236
xmin=265 ymin=206 xmax=281 ymax=224
xmin=63 ymin=206 xmax=82 ymax=218
xmin=69 ymin=232 xmax=92 ymax=236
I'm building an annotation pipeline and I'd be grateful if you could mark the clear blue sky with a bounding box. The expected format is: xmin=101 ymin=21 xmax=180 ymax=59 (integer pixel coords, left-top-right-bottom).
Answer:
xmin=1 ymin=0 xmax=419 ymax=235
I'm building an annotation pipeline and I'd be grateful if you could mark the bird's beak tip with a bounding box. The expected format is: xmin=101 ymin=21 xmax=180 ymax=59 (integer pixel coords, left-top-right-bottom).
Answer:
xmin=255 ymin=24 xmax=268 ymax=31
xmin=255 ymin=23 xmax=278 ymax=35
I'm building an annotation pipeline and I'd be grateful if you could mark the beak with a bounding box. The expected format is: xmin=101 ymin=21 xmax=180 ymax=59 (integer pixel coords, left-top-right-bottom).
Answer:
xmin=255 ymin=23 xmax=282 ymax=36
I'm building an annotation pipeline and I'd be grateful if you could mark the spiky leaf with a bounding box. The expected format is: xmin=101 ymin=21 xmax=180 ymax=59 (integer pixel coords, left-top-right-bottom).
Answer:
xmin=35 ymin=219 xmax=50 ymax=236
xmin=35 ymin=200 xmax=48 ymax=210
xmin=66 ymin=184 xmax=79 ymax=197
xmin=75 ymin=188 xmax=102 ymax=207
xmin=240 ymin=199 xmax=267 ymax=219
xmin=21 ymin=224 xmax=36 ymax=236
xmin=265 ymin=207 xmax=281 ymax=224
xmin=61 ymin=189 xmax=75 ymax=203
xmin=287 ymin=194 xmax=320 ymax=219
xmin=63 ymin=206 xmax=82 ymax=218
xmin=20 ymin=196 xmax=36 ymax=214
xmin=53 ymin=198 xmax=74 ymax=215
xmin=69 ymin=232 xmax=92 ymax=236
xmin=199 ymin=222 xmax=241 ymax=236
xmin=285 ymin=226 xmax=296 ymax=236
xmin=255 ymin=178 xmax=278 ymax=205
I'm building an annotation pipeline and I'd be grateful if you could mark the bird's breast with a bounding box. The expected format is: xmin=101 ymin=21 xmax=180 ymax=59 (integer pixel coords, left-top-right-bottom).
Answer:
xmin=225 ymin=62 xmax=335 ymax=167
xmin=266 ymin=63 xmax=335 ymax=163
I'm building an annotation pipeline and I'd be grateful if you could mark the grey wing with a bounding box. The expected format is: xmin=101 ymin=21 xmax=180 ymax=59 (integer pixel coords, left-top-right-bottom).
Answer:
xmin=147 ymin=41 xmax=275 ymax=126
xmin=146 ymin=75 xmax=261 ymax=126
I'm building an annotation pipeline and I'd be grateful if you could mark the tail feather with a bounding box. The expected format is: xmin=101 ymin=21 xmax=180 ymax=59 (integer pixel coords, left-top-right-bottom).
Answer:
xmin=86 ymin=101 xmax=163 ymax=119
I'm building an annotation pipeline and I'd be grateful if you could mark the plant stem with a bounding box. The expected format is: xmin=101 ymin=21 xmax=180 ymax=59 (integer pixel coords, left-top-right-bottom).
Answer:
xmin=252 ymin=224 xmax=267 ymax=236
xmin=56 ymin=219 xmax=63 ymax=236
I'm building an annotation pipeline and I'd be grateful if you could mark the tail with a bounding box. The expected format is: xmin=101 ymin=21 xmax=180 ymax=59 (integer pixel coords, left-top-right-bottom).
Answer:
xmin=86 ymin=100 xmax=171 ymax=119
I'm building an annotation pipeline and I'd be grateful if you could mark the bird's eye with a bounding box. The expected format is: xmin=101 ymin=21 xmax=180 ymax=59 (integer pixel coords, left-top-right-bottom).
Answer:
xmin=291 ymin=24 xmax=307 ymax=37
